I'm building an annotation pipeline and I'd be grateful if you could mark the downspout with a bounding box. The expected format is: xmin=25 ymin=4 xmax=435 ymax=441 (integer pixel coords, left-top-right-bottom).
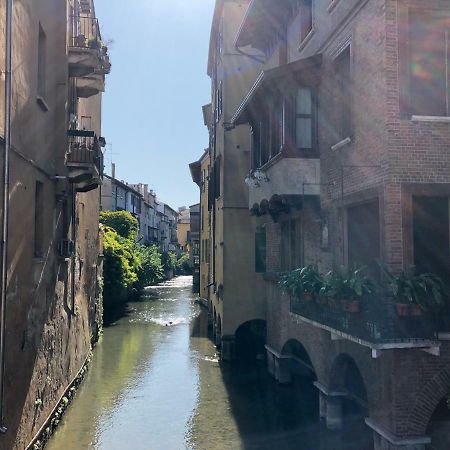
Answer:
xmin=0 ymin=0 xmax=13 ymax=433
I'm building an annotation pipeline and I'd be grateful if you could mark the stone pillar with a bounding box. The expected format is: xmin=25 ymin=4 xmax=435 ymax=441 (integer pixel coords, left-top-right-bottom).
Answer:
xmin=221 ymin=335 xmax=235 ymax=361
xmin=319 ymin=391 xmax=327 ymax=422
xmin=266 ymin=348 xmax=275 ymax=378
xmin=326 ymin=395 xmax=343 ymax=430
xmin=313 ymin=382 xmax=346 ymax=430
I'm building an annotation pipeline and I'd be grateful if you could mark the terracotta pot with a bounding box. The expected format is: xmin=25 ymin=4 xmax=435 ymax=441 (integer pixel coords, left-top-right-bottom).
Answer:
xmin=347 ymin=301 xmax=361 ymax=313
xmin=410 ymin=304 xmax=423 ymax=316
xmin=303 ymin=292 xmax=314 ymax=302
xmin=396 ymin=303 xmax=410 ymax=317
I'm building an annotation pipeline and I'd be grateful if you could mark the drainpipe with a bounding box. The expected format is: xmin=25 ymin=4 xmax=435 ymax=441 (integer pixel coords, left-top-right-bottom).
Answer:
xmin=0 ymin=0 xmax=13 ymax=433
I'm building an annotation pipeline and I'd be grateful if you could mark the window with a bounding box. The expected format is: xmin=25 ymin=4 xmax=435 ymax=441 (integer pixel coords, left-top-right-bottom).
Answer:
xmin=255 ymin=227 xmax=267 ymax=273
xmin=296 ymin=87 xmax=314 ymax=150
xmin=34 ymin=181 xmax=44 ymax=258
xmin=300 ymin=0 xmax=313 ymax=43
xmin=280 ymin=219 xmax=301 ymax=271
xmin=335 ymin=45 xmax=352 ymax=140
xmin=37 ymin=23 xmax=47 ymax=100
xmin=409 ymin=11 xmax=448 ymax=116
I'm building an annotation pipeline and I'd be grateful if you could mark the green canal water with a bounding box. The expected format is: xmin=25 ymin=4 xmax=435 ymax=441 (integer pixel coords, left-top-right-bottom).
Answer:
xmin=45 ymin=276 xmax=371 ymax=450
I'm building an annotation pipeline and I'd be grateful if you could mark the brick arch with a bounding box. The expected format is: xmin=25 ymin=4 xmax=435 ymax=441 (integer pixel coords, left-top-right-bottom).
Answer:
xmin=407 ymin=365 xmax=450 ymax=435
xmin=281 ymin=338 xmax=317 ymax=377
xmin=329 ymin=353 xmax=369 ymax=409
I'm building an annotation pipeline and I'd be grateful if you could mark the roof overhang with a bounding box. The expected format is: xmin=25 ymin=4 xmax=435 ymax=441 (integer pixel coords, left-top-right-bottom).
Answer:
xmin=231 ymin=54 xmax=322 ymax=125
xmin=235 ymin=0 xmax=294 ymax=51
xmin=189 ymin=160 xmax=202 ymax=186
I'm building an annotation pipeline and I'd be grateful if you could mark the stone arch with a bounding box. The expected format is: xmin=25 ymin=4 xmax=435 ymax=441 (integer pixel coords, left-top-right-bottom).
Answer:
xmin=235 ymin=319 xmax=267 ymax=360
xmin=328 ymin=353 xmax=372 ymax=447
xmin=329 ymin=353 xmax=369 ymax=410
xmin=408 ymin=365 xmax=450 ymax=436
xmin=281 ymin=339 xmax=317 ymax=380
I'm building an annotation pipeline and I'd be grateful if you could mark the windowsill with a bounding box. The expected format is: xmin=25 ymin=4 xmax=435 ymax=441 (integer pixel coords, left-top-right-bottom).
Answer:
xmin=327 ymin=0 xmax=341 ymax=13
xmin=331 ymin=137 xmax=352 ymax=151
xmin=36 ymin=96 xmax=49 ymax=112
xmin=298 ymin=28 xmax=314 ymax=53
xmin=411 ymin=115 xmax=450 ymax=123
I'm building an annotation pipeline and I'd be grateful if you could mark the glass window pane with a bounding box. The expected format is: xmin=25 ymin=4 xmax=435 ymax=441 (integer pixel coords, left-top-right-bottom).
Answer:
xmin=296 ymin=118 xmax=312 ymax=148
xmin=296 ymin=87 xmax=312 ymax=114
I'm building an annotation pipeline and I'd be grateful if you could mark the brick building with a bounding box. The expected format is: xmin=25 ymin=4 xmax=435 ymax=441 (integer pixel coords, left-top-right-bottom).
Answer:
xmin=200 ymin=0 xmax=450 ymax=449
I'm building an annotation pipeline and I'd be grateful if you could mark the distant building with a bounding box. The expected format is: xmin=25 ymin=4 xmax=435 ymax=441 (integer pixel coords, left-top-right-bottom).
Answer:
xmin=177 ymin=207 xmax=190 ymax=252
xmin=101 ymin=174 xmax=178 ymax=251
xmin=188 ymin=203 xmax=200 ymax=293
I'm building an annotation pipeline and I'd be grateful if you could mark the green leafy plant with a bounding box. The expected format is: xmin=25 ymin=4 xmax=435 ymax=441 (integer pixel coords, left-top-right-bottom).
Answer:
xmin=278 ymin=264 xmax=323 ymax=299
xmin=380 ymin=264 xmax=447 ymax=312
xmin=100 ymin=211 xmax=138 ymax=240
xmin=320 ymin=267 xmax=375 ymax=302
xmin=176 ymin=252 xmax=193 ymax=275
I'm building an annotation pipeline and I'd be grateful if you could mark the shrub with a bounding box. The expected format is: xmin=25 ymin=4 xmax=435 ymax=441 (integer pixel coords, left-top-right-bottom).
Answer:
xmin=176 ymin=252 xmax=193 ymax=275
xmin=162 ymin=251 xmax=177 ymax=273
xmin=100 ymin=211 xmax=138 ymax=240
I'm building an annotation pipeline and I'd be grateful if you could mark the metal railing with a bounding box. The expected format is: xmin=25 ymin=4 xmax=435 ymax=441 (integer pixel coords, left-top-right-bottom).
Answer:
xmin=290 ymin=294 xmax=447 ymax=344
xmin=69 ymin=16 xmax=101 ymax=49
xmin=67 ymin=129 xmax=103 ymax=175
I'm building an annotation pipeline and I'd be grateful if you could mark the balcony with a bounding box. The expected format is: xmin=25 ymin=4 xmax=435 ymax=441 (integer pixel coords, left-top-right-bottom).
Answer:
xmin=289 ymin=294 xmax=448 ymax=352
xmin=68 ymin=16 xmax=111 ymax=78
xmin=66 ymin=130 xmax=103 ymax=192
xmin=76 ymin=73 xmax=105 ymax=98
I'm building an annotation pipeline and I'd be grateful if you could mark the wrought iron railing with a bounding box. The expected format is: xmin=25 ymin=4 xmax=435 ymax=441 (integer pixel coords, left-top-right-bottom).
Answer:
xmin=69 ymin=16 xmax=101 ymax=49
xmin=67 ymin=129 xmax=103 ymax=175
xmin=290 ymin=294 xmax=447 ymax=344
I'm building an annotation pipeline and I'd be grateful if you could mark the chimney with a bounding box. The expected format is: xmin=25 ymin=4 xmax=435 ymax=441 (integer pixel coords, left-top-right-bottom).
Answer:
xmin=111 ymin=163 xmax=116 ymax=179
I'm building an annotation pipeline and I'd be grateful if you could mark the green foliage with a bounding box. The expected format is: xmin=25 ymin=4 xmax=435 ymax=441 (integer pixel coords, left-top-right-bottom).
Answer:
xmin=134 ymin=245 xmax=164 ymax=291
xmin=100 ymin=211 xmax=138 ymax=240
xmin=162 ymin=251 xmax=177 ymax=272
xmin=176 ymin=252 xmax=193 ymax=275
xmin=101 ymin=211 xmax=165 ymax=313
xmin=279 ymin=265 xmax=323 ymax=298
xmin=379 ymin=263 xmax=448 ymax=311
xmin=321 ymin=267 xmax=375 ymax=301
xmin=102 ymin=226 xmax=139 ymax=307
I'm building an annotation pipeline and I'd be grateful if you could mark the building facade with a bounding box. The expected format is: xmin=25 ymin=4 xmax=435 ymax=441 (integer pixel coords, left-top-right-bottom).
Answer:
xmin=203 ymin=0 xmax=266 ymax=359
xmin=1 ymin=0 xmax=109 ymax=448
xmin=190 ymin=150 xmax=211 ymax=301
xmin=197 ymin=0 xmax=450 ymax=449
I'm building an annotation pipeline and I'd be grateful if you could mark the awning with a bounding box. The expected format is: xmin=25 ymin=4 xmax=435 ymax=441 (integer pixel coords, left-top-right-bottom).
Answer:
xmin=231 ymin=54 xmax=322 ymax=126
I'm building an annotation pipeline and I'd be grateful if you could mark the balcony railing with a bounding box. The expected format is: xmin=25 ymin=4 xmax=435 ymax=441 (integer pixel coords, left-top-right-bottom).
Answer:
xmin=290 ymin=294 xmax=448 ymax=345
xmin=67 ymin=129 xmax=103 ymax=175
xmin=69 ymin=16 xmax=101 ymax=50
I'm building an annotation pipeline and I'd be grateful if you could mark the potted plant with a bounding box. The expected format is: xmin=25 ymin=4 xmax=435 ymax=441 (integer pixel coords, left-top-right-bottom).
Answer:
xmin=320 ymin=267 xmax=374 ymax=313
xmin=380 ymin=264 xmax=447 ymax=316
xmin=278 ymin=264 xmax=323 ymax=302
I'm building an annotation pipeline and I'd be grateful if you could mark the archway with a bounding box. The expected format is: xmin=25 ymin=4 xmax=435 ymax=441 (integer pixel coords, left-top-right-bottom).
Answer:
xmin=281 ymin=339 xmax=319 ymax=426
xmin=235 ymin=320 xmax=266 ymax=361
xmin=426 ymin=397 xmax=450 ymax=450
xmin=329 ymin=354 xmax=372 ymax=449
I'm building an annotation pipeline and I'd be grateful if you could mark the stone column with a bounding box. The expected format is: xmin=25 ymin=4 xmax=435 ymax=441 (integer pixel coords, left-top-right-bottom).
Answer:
xmin=313 ymin=382 xmax=346 ymax=430
xmin=319 ymin=391 xmax=327 ymax=422
xmin=326 ymin=395 xmax=343 ymax=430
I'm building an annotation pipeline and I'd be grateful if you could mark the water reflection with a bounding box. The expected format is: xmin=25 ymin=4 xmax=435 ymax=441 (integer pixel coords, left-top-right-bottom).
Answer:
xmin=46 ymin=276 xmax=371 ymax=450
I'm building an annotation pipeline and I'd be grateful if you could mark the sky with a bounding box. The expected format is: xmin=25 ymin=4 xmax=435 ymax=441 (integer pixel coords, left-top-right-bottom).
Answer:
xmin=95 ymin=0 xmax=215 ymax=209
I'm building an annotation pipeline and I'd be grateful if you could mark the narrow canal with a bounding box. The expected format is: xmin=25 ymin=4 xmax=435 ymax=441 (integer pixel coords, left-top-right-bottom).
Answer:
xmin=46 ymin=276 xmax=371 ymax=450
